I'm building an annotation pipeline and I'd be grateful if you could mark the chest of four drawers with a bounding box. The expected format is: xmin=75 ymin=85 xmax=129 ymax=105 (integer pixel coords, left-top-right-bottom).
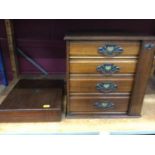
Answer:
xmin=65 ymin=35 xmax=155 ymax=117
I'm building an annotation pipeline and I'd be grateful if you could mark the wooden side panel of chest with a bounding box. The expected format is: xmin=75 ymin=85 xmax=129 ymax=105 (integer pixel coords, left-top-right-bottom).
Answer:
xmin=65 ymin=35 xmax=155 ymax=118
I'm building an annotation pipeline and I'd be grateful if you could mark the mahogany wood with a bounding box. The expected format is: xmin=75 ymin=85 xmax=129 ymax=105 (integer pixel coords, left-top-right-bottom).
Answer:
xmin=128 ymin=40 xmax=155 ymax=116
xmin=66 ymin=34 xmax=155 ymax=117
xmin=69 ymin=95 xmax=129 ymax=114
xmin=0 ymin=79 xmax=64 ymax=122
xmin=4 ymin=19 xmax=19 ymax=79
xmin=65 ymin=35 xmax=155 ymax=41
xmin=69 ymin=76 xmax=134 ymax=93
xmin=69 ymin=41 xmax=140 ymax=56
xmin=69 ymin=58 xmax=137 ymax=74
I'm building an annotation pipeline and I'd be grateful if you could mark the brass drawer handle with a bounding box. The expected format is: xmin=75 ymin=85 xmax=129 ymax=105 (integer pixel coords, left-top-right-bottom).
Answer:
xmin=96 ymin=64 xmax=120 ymax=74
xmin=96 ymin=82 xmax=117 ymax=93
xmin=94 ymin=101 xmax=114 ymax=110
xmin=98 ymin=44 xmax=123 ymax=56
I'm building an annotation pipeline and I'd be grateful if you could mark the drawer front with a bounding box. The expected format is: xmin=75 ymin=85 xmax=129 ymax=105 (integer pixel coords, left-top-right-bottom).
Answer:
xmin=70 ymin=59 xmax=137 ymax=74
xmin=69 ymin=41 xmax=140 ymax=57
xmin=69 ymin=77 xmax=134 ymax=93
xmin=69 ymin=95 xmax=129 ymax=114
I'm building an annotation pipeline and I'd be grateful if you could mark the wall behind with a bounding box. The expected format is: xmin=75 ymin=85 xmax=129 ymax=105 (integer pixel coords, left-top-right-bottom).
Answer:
xmin=0 ymin=19 xmax=155 ymax=81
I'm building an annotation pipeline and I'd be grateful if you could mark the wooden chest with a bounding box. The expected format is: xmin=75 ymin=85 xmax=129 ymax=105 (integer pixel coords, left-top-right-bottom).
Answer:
xmin=65 ymin=34 xmax=155 ymax=117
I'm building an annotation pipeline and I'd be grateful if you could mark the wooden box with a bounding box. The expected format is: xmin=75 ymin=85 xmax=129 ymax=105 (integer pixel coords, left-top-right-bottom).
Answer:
xmin=0 ymin=79 xmax=64 ymax=122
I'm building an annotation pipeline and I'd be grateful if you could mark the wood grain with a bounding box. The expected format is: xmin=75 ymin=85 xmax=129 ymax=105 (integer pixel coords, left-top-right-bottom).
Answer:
xmin=66 ymin=41 xmax=70 ymax=115
xmin=0 ymin=78 xmax=20 ymax=104
xmin=0 ymin=79 xmax=64 ymax=122
xmin=68 ymin=95 xmax=129 ymax=114
xmin=69 ymin=76 xmax=134 ymax=93
xmin=128 ymin=41 xmax=155 ymax=116
xmin=66 ymin=35 xmax=155 ymax=117
xmin=69 ymin=58 xmax=137 ymax=74
xmin=65 ymin=35 xmax=155 ymax=41
xmin=69 ymin=41 xmax=140 ymax=56
xmin=0 ymin=110 xmax=62 ymax=122
xmin=4 ymin=19 xmax=19 ymax=79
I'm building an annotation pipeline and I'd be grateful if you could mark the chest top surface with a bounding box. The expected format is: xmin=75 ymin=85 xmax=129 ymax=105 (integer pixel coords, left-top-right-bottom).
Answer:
xmin=64 ymin=33 xmax=155 ymax=41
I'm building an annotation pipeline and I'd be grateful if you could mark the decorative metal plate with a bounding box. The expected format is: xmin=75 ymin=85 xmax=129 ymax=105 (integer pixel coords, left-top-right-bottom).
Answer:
xmin=96 ymin=82 xmax=117 ymax=93
xmin=94 ymin=101 xmax=114 ymax=110
xmin=98 ymin=44 xmax=123 ymax=56
xmin=96 ymin=64 xmax=120 ymax=74
xmin=144 ymin=43 xmax=155 ymax=50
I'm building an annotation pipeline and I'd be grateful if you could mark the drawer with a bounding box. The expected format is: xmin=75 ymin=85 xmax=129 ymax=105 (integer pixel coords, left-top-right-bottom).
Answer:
xmin=69 ymin=76 xmax=134 ymax=93
xmin=69 ymin=41 xmax=140 ymax=57
xmin=69 ymin=58 xmax=137 ymax=74
xmin=68 ymin=95 xmax=129 ymax=114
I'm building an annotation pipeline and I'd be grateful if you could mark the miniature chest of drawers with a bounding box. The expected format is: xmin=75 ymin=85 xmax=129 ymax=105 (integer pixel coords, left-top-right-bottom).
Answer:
xmin=65 ymin=34 xmax=155 ymax=118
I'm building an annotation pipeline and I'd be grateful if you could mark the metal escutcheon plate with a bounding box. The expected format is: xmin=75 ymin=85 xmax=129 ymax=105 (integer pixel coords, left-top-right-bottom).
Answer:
xmin=94 ymin=101 xmax=114 ymax=110
xmin=98 ymin=44 xmax=123 ymax=56
xmin=96 ymin=64 xmax=120 ymax=74
xmin=96 ymin=82 xmax=117 ymax=93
